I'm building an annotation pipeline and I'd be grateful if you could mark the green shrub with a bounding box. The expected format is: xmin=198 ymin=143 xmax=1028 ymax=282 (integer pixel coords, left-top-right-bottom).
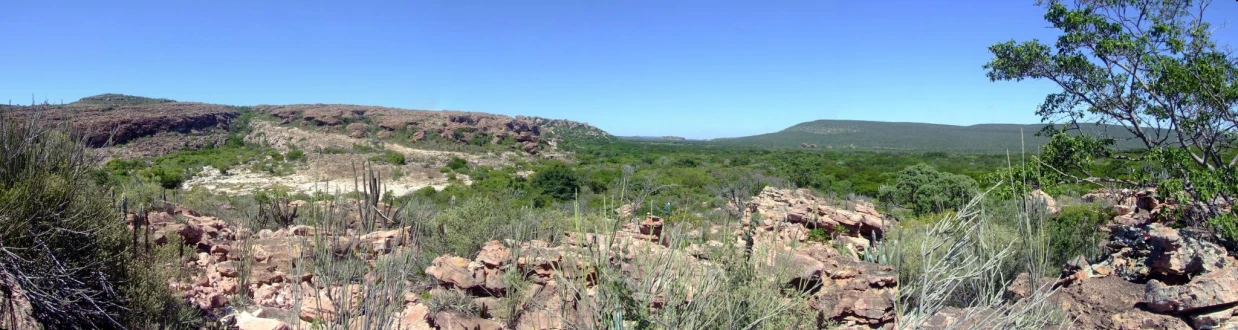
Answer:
xmin=424 ymin=196 xmax=526 ymax=257
xmin=1048 ymin=204 xmax=1113 ymax=266
xmin=150 ymin=167 xmax=185 ymax=190
xmin=369 ymin=150 xmax=406 ymax=165
xmin=322 ymin=146 xmax=349 ymax=154
xmin=427 ymin=289 xmax=478 ymax=317
xmin=0 ymin=117 xmax=191 ymax=328
xmin=446 ymin=157 xmax=468 ymax=171
xmin=286 ymin=148 xmax=306 ymax=161
xmin=530 ymin=162 xmax=581 ymax=203
xmin=878 ymin=163 xmax=978 ymax=215
xmin=352 ymin=143 xmax=376 ymax=153
xmin=806 ymin=228 xmax=829 ymax=243
xmin=1210 ymin=214 xmax=1238 ymax=253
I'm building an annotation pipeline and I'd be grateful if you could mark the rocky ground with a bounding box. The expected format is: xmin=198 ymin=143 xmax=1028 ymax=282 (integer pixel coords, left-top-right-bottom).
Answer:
xmin=9 ymin=179 xmax=1236 ymax=329
xmin=936 ymin=188 xmax=1238 ymax=330
xmin=105 ymin=187 xmax=900 ymax=330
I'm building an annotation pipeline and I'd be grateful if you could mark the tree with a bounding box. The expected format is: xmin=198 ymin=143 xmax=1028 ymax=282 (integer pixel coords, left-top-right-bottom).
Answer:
xmin=530 ymin=162 xmax=581 ymax=203
xmin=879 ymin=164 xmax=978 ymax=215
xmin=986 ymin=0 xmax=1237 ymax=224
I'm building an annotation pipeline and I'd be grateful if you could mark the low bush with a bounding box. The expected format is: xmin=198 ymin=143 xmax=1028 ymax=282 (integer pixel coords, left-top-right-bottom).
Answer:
xmin=0 ymin=116 xmax=193 ymax=329
xmin=286 ymin=148 xmax=306 ymax=161
xmin=446 ymin=157 xmax=469 ymax=171
xmin=1048 ymin=204 xmax=1113 ymax=266
xmin=369 ymin=150 xmax=406 ymax=165
xmin=423 ymin=196 xmax=529 ymax=257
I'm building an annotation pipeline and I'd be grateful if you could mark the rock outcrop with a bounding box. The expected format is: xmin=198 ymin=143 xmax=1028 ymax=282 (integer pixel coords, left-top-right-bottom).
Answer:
xmin=2 ymin=99 xmax=239 ymax=154
xmin=736 ymin=187 xmax=888 ymax=250
xmin=422 ymin=214 xmax=898 ymax=329
xmin=255 ymin=104 xmax=609 ymax=155
xmin=1047 ymin=218 xmax=1238 ymax=329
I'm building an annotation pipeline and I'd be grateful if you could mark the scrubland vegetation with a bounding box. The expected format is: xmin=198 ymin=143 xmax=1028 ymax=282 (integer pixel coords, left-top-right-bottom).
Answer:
xmin=3 ymin=0 xmax=1237 ymax=329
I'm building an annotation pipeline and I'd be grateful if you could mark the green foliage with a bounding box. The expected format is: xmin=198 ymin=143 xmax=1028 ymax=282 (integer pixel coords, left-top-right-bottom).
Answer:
xmin=879 ymin=164 xmax=979 ymax=215
xmin=151 ymin=167 xmax=185 ymax=190
xmin=1048 ymin=204 xmax=1113 ymax=267
xmin=286 ymin=148 xmax=306 ymax=162
xmin=74 ymin=93 xmax=175 ymax=105
xmin=806 ymin=228 xmax=829 ymax=243
xmin=986 ymin=0 xmax=1237 ymax=228
xmin=0 ymin=117 xmax=191 ymax=328
xmin=425 ymin=196 xmax=526 ymax=257
xmin=445 ymin=157 xmax=469 ymax=171
xmin=352 ymin=143 xmax=376 ymax=153
xmin=369 ymin=150 xmax=407 ymax=165
xmin=321 ymin=146 xmax=349 ymax=154
xmin=709 ymin=120 xmax=1148 ymax=153
xmin=530 ymin=162 xmax=581 ymax=204
xmin=1209 ymin=214 xmax=1238 ymax=252
xmin=427 ymin=289 xmax=479 ymax=317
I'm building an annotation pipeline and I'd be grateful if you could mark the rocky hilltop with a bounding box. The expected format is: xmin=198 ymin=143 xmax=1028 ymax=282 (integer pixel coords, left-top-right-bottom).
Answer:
xmin=0 ymin=94 xmax=612 ymax=157
xmin=1 ymin=99 xmax=238 ymax=149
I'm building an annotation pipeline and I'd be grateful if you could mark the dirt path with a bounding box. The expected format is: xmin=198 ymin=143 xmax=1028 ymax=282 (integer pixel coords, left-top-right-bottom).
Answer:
xmin=183 ymin=121 xmax=505 ymax=195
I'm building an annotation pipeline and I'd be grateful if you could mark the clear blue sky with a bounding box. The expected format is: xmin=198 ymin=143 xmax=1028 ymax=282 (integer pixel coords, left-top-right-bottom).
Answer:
xmin=4 ymin=1 xmax=1238 ymax=139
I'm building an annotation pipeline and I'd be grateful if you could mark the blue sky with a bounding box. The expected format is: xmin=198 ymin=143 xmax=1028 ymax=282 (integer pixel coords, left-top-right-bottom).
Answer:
xmin=4 ymin=1 xmax=1238 ymax=139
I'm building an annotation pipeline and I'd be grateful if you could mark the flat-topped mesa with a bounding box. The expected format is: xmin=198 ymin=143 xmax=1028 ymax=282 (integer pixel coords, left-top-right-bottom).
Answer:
xmin=256 ymin=104 xmax=557 ymax=154
xmin=1 ymin=101 xmax=238 ymax=148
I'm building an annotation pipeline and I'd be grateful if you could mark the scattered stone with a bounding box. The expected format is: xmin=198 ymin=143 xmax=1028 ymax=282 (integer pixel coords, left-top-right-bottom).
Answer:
xmin=237 ymin=317 xmax=292 ymax=330
xmin=1144 ymin=266 xmax=1238 ymax=314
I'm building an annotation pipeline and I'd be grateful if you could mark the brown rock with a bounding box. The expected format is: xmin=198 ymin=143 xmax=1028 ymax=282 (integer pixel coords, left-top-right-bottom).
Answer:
xmin=431 ymin=311 xmax=504 ymax=330
xmin=1114 ymin=204 xmax=1133 ymax=216
xmin=299 ymin=293 xmax=337 ymax=322
xmin=3 ymin=101 xmax=240 ymax=148
xmin=476 ymin=241 xmax=511 ymax=268
xmin=237 ymin=317 xmax=292 ymax=330
xmin=1136 ymin=189 xmax=1160 ymax=212
xmin=640 ymin=215 xmax=664 ymax=238
xmin=1027 ymin=189 xmax=1061 ymax=216
xmin=1191 ymin=307 xmax=1236 ymax=330
xmin=396 ymin=303 xmax=432 ymax=330
xmin=426 ymin=255 xmax=482 ymax=289
xmin=1049 ymin=276 xmax=1190 ymax=329
xmin=1144 ymin=266 xmax=1238 ymax=313
xmin=215 ymin=261 xmax=238 ymax=277
xmin=219 ymin=278 xmax=239 ymax=294
xmin=179 ymin=223 xmax=205 ymax=244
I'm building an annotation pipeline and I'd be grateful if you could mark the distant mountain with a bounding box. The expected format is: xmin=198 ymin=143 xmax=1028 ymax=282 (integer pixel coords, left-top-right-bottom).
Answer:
xmin=712 ymin=120 xmax=1148 ymax=153
xmin=73 ymin=93 xmax=176 ymax=105
xmin=619 ymin=136 xmax=694 ymax=142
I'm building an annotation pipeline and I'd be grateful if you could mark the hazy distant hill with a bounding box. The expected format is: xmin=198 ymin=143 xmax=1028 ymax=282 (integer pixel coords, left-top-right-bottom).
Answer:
xmin=711 ymin=120 xmax=1147 ymax=153
xmin=619 ymin=136 xmax=694 ymax=142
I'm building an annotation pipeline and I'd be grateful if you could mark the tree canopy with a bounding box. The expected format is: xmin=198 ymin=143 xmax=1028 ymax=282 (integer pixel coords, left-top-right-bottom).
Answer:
xmin=986 ymin=0 xmax=1236 ymax=231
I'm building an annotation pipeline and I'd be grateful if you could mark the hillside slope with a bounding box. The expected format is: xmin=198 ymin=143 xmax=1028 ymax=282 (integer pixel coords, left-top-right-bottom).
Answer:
xmin=1 ymin=96 xmax=238 ymax=149
xmin=713 ymin=120 xmax=1148 ymax=152
xmin=0 ymin=94 xmax=614 ymax=157
xmin=255 ymin=104 xmax=613 ymax=154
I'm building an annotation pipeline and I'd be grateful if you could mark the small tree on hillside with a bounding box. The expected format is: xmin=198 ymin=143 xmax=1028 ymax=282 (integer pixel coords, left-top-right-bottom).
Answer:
xmin=985 ymin=0 xmax=1237 ymax=228
xmin=879 ymin=164 xmax=979 ymax=216
xmin=530 ymin=162 xmax=581 ymax=204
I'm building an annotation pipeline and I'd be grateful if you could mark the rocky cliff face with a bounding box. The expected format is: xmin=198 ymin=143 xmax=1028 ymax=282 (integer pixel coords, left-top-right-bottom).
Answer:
xmin=256 ymin=104 xmax=609 ymax=154
xmin=2 ymin=101 xmax=239 ymax=148
xmin=1 ymin=95 xmax=612 ymax=158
